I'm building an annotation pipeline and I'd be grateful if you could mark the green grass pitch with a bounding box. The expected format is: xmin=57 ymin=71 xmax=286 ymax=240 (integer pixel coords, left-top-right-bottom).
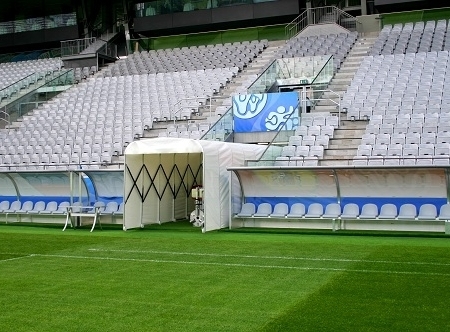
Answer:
xmin=0 ymin=222 xmax=449 ymax=332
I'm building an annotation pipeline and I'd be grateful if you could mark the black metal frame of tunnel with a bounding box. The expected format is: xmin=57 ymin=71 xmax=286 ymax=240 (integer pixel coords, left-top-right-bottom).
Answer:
xmin=125 ymin=162 xmax=202 ymax=204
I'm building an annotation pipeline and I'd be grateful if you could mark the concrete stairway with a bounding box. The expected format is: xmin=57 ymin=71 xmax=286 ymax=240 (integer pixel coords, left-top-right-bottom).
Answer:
xmin=203 ymin=39 xmax=286 ymax=116
xmin=229 ymin=40 xmax=286 ymax=87
xmin=320 ymin=120 xmax=368 ymax=166
xmin=314 ymin=32 xmax=378 ymax=114
xmin=313 ymin=32 xmax=379 ymax=166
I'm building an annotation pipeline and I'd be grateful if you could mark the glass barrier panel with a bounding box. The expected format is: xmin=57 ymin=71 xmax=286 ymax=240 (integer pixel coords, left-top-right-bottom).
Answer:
xmin=1 ymin=69 xmax=74 ymax=123
xmin=248 ymin=55 xmax=333 ymax=95
xmin=310 ymin=55 xmax=333 ymax=107
xmin=201 ymin=106 xmax=233 ymax=141
xmin=275 ymin=55 xmax=331 ymax=87
xmin=0 ymin=73 xmax=38 ymax=103
xmin=247 ymin=59 xmax=280 ymax=94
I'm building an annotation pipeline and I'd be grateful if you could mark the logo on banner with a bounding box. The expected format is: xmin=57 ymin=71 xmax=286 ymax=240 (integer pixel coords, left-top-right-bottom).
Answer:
xmin=232 ymin=92 xmax=299 ymax=133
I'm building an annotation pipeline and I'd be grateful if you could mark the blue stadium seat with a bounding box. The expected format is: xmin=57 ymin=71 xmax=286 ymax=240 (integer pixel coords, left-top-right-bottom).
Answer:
xmin=340 ymin=203 xmax=359 ymax=219
xmin=305 ymin=203 xmax=323 ymax=218
xmin=286 ymin=203 xmax=306 ymax=218
xmin=236 ymin=203 xmax=255 ymax=218
xmin=322 ymin=203 xmax=341 ymax=219
xmin=359 ymin=203 xmax=378 ymax=219
xmin=417 ymin=204 xmax=437 ymax=220
xmin=270 ymin=203 xmax=288 ymax=218
xmin=378 ymin=203 xmax=398 ymax=219
xmin=254 ymin=203 xmax=272 ymax=217
xmin=397 ymin=204 xmax=417 ymax=220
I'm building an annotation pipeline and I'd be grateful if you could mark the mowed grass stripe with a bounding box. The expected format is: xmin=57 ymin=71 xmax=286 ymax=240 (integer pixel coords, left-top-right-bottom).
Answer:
xmin=261 ymin=245 xmax=450 ymax=332
xmin=262 ymin=265 xmax=450 ymax=331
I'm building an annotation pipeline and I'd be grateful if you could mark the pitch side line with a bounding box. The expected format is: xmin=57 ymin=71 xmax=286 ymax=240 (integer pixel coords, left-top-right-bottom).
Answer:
xmin=28 ymin=253 xmax=450 ymax=277
xmin=88 ymin=248 xmax=450 ymax=267
xmin=0 ymin=253 xmax=34 ymax=263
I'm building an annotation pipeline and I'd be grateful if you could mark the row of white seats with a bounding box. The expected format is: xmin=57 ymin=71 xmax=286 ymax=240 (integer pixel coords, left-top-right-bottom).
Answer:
xmin=2 ymin=132 xmax=130 ymax=149
xmin=281 ymin=144 xmax=326 ymax=159
xmin=158 ymin=131 xmax=203 ymax=140
xmin=0 ymin=142 xmax=117 ymax=155
xmin=0 ymin=152 xmax=112 ymax=166
xmin=236 ymin=202 xmax=450 ymax=221
xmin=274 ymin=156 xmax=319 ymax=167
xmin=288 ymin=135 xmax=330 ymax=149
xmin=362 ymin=132 xmax=450 ymax=145
xmin=346 ymin=104 xmax=450 ymax=121
xmin=345 ymin=102 xmax=450 ymax=119
xmin=357 ymin=143 xmax=450 ymax=157
xmin=367 ymin=113 xmax=446 ymax=125
xmin=347 ymin=104 xmax=450 ymax=120
xmin=104 ymin=40 xmax=265 ymax=76
xmin=364 ymin=123 xmax=450 ymax=135
xmin=352 ymin=155 xmax=450 ymax=166
xmin=294 ymin=125 xmax=335 ymax=138
xmin=300 ymin=113 xmax=339 ymax=126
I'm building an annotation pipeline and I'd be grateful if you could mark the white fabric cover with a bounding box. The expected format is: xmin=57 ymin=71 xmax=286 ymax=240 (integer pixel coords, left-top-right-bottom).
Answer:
xmin=124 ymin=137 xmax=266 ymax=232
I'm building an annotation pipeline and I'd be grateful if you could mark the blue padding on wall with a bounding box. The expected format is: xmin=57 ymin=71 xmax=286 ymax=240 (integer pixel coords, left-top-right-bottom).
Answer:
xmin=97 ymin=196 xmax=124 ymax=204
xmin=26 ymin=196 xmax=72 ymax=204
xmin=0 ymin=196 xmax=19 ymax=203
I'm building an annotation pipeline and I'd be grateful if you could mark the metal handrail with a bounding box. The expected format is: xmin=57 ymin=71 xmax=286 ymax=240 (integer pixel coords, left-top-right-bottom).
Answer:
xmin=97 ymin=40 xmax=118 ymax=58
xmin=170 ymin=94 xmax=213 ymax=122
xmin=308 ymin=54 xmax=335 ymax=106
xmin=303 ymin=88 xmax=342 ymax=124
xmin=200 ymin=105 xmax=233 ymax=142
xmin=285 ymin=6 xmax=362 ymax=40
xmin=285 ymin=11 xmax=308 ymax=40
xmin=0 ymin=108 xmax=10 ymax=130
xmin=310 ymin=54 xmax=334 ymax=85
xmin=62 ymin=37 xmax=118 ymax=58
xmin=44 ymin=68 xmax=74 ymax=86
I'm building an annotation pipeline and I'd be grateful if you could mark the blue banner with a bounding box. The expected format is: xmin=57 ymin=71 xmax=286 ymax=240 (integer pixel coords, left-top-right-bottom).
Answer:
xmin=232 ymin=92 xmax=299 ymax=133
